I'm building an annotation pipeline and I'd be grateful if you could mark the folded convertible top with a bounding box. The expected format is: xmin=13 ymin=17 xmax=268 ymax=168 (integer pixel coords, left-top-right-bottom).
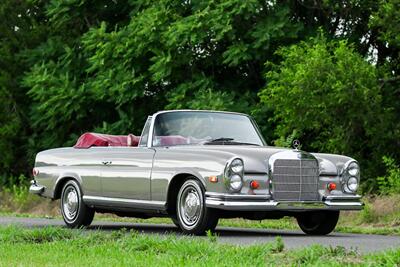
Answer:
xmin=74 ymin=132 xmax=140 ymax=148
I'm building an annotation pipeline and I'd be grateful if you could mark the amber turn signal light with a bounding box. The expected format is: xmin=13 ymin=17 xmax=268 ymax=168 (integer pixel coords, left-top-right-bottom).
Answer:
xmin=209 ymin=176 xmax=218 ymax=183
xmin=250 ymin=180 xmax=260 ymax=189
xmin=327 ymin=182 xmax=336 ymax=191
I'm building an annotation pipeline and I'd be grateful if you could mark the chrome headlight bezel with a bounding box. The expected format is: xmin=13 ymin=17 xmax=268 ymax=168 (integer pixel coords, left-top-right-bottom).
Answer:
xmin=347 ymin=176 xmax=359 ymax=192
xmin=229 ymin=174 xmax=243 ymax=191
xmin=231 ymin=158 xmax=244 ymax=174
xmin=224 ymin=158 xmax=244 ymax=192
xmin=347 ymin=161 xmax=360 ymax=176
xmin=341 ymin=160 xmax=360 ymax=193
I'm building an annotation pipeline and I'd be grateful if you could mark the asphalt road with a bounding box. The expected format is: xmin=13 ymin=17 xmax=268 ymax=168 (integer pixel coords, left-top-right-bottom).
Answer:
xmin=1 ymin=216 xmax=399 ymax=253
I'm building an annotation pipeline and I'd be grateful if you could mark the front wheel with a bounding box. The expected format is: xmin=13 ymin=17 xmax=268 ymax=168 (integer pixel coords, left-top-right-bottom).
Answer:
xmin=176 ymin=179 xmax=218 ymax=235
xmin=296 ymin=211 xmax=339 ymax=235
xmin=60 ymin=180 xmax=94 ymax=228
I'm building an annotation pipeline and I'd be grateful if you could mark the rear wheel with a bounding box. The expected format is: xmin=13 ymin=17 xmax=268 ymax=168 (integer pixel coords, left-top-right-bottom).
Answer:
xmin=176 ymin=179 xmax=218 ymax=235
xmin=60 ymin=180 xmax=94 ymax=228
xmin=296 ymin=211 xmax=339 ymax=235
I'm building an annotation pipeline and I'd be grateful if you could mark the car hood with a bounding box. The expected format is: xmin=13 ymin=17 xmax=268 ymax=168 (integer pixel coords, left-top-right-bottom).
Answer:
xmin=166 ymin=145 xmax=354 ymax=175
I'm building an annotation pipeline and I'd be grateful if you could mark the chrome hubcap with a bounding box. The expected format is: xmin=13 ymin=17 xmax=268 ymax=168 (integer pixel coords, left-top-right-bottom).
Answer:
xmin=62 ymin=186 xmax=79 ymax=221
xmin=179 ymin=186 xmax=201 ymax=227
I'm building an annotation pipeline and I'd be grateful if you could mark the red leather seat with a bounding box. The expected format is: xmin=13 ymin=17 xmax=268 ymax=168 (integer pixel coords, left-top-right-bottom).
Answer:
xmin=74 ymin=133 xmax=139 ymax=148
xmin=156 ymin=135 xmax=188 ymax=146
xmin=127 ymin=134 xmax=140 ymax=146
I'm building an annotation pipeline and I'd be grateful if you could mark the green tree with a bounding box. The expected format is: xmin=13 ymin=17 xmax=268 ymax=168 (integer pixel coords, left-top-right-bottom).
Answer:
xmin=0 ymin=0 xmax=47 ymax=180
xmin=0 ymin=0 xmax=399 ymax=193
xmin=24 ymin=0 xmax=302 ymax=152
xmin=369 ymin=0 xmax=400 ymax=163
xmin=258 ymin=35 xmax=386 ymax=187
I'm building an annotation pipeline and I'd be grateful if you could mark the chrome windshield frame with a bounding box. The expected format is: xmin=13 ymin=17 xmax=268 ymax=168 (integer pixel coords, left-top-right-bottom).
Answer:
xmin=147 ymin=110 xmax=266 ymax=148
xmin=138 ymin=116 xmax=152 ymax=147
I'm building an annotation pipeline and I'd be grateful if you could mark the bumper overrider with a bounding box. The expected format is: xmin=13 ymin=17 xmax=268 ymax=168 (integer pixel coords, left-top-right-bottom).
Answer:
xmin=205 ymin=192 xmax=363 ymax=211
xmin=29 ymin=180 xmax=45 ymax=195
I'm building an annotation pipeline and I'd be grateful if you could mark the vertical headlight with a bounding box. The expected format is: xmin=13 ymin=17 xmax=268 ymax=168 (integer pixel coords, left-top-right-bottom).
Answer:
xmin=347 ymin=162 xmax=360 ymax=176
xmin=229 ymin=175 xmax=243 ymax=191
xmin=224 ymin=158 xmax=244 ymax=192
xmin=342 ymin=161 xmax=360 ymax=193
xmin=231 ymin=159 xmax=244 ymax=173
xmin=347 ymin=177 xmax=358 ymax=192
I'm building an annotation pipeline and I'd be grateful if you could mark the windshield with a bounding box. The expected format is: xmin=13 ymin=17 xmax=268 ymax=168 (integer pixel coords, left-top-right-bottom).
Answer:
xmin=152 ymin=111 xmax=265 ymax=147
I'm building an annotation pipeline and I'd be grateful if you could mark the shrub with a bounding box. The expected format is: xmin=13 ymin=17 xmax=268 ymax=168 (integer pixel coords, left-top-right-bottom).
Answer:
xmin=359 ymin=201 xmax=377 ymax=223
xmin=377 ymin=156 xmax=400 ymax=195
xmin=3 ymin=175 xmax=30 ymax=206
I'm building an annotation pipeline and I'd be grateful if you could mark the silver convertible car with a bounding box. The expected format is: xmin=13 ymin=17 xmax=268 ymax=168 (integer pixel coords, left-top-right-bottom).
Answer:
xmin=30 ymin=110 xmax=363 ymax=235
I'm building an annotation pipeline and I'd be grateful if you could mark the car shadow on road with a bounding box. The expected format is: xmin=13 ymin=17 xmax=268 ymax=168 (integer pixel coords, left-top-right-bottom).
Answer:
xmin=87 ymin=223 xmax=341 ymax=237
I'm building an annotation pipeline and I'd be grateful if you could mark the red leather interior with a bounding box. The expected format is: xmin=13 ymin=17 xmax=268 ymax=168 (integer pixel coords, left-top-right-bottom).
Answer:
xmin=74 ymin=132 xmax=140 ymax=148
xmin=127 ymin=134 xmax=140 ymax=147
xmin=156 ymin=135 xmax=188 ymax=146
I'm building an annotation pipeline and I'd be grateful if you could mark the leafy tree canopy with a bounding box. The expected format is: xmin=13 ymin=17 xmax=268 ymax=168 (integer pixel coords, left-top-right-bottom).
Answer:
xmin=1 ymin=0 xmax=399 ymax=192
xmin=257 ymin=35 xmax=396 ymax=188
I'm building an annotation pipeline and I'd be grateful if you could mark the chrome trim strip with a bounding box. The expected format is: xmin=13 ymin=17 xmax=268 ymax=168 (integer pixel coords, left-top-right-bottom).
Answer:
xmin=154 ymin=109 xmax=249 ymax=117
xmin=147 ymin=114 xmax=156 ymax=148
xmin=324 ymin=201 xmax=363 ymax=207
xmin=324 ymin=195 xmax=362 ymax=200
xmin=205 ymin=192 xmax=271 ymax=201
xmin=206 ymin=199 xmax=278 ymax=210
xmin=82 ymin=196 xmax=166 ymax=210
xmin=205 ymin=193 xmax=363 ymax=211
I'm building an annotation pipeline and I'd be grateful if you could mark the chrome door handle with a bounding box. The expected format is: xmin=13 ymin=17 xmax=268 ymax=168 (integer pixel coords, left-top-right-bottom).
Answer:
xmin=102 ymin=161 xmax=112 ymax=165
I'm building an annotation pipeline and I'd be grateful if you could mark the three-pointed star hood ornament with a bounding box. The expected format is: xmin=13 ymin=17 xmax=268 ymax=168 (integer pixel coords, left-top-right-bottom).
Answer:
xmin=293 ymin=139 xmax=301 ymax=150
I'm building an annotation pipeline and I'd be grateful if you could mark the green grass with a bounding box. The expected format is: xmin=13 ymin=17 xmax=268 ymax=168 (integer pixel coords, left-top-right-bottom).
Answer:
xmin=0 ymin=226 xmax=399 ymax=266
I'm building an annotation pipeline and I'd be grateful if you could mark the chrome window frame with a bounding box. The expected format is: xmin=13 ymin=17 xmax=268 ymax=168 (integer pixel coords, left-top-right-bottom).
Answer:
xmin=138 ymin=116 xmax=152 ymax=147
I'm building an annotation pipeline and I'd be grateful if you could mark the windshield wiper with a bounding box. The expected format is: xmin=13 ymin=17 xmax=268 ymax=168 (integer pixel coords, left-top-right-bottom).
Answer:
xmin=208 ymin=137 xmax=234 ymax=142
xmin=204 ymin=137 xmax=260 ymax=146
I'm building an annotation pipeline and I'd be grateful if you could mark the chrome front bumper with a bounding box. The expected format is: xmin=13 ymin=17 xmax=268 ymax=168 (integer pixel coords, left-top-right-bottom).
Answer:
xmin=205 ymin=192 xmax=363 ymax=211
xmin=29 ymin=180 xmax=45 ymax=195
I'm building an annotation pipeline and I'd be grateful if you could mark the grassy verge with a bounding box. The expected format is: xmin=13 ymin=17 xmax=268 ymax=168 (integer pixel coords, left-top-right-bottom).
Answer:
xmin=2 ymin=187 xmax=400 ymax=236
xmin=0 ymin=226 xmax=398 ymax=266
xmin=0 ymin=186 xmax=59 ymax=215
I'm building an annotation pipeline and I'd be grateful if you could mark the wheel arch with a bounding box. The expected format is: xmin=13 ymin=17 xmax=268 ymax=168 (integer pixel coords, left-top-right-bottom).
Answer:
xmin=166 ymin=173 xmax=205 ymax=216
xmin=53 ymin=174 xmax=82 ymax=200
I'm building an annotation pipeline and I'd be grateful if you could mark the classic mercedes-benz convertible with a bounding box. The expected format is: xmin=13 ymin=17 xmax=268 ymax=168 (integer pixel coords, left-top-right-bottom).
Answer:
xmin=30 ymin=110 xmax=363 ymax=235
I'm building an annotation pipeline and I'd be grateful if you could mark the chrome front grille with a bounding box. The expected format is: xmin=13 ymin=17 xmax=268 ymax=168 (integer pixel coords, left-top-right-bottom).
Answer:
xmin=272 ymin=158 xmax=319 ymax=201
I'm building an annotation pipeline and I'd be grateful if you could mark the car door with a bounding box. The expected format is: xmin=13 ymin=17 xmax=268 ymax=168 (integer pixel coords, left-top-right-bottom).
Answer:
xmin=100 ymin=147 xmax=155 ymax=200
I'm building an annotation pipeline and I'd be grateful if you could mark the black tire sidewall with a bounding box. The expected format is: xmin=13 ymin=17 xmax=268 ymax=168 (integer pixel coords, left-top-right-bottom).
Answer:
xmin=177 ymin=179 xmax=205 ymax=231
xmin=176 ymin=179 xmax=218 ymax=235
xmin=297 ymin=211 xmax=339 ymax=235
xmin=60 ymin=180 xmax=93 ymax=228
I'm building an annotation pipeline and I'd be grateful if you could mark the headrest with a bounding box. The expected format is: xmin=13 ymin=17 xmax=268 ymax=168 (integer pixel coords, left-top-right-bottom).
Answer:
xmin=127 ymin=134 xmax=140 ymax=146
